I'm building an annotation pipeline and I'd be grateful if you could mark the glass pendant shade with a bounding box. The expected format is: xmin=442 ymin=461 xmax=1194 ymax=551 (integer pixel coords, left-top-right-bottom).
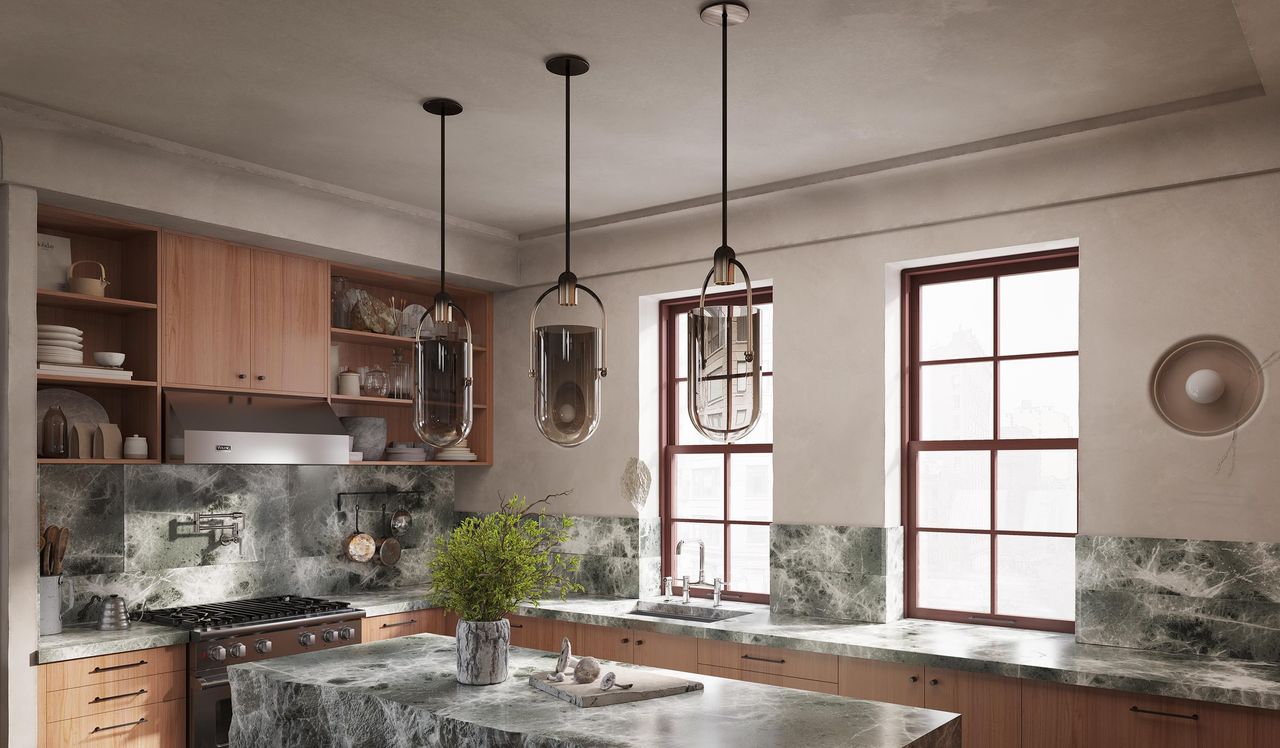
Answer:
xmin=529 ymin=285 xmax=607 ymax=447
xmin=688 ymin=294 xmax=761 ymax=443
xmin=413 ymin=307 xmax=474 ymax=448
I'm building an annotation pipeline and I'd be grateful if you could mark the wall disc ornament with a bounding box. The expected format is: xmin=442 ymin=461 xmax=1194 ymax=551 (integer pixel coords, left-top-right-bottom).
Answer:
xmin=1150 ymin=336 xmax=1264 ymax=436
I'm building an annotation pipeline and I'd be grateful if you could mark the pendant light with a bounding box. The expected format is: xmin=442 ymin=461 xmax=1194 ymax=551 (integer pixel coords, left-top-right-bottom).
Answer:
xmin=413 ymin=97 xmax=474 ymax=449
xmin=687 ymin=2 xmax=762 ymax=445
xmin=529 ymin=55 xmax=608 ymax=447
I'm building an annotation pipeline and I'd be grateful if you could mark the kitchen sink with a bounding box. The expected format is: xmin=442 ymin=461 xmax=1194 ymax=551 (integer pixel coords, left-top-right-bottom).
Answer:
xmin=627 ymin=600 xmax=753 ymax=623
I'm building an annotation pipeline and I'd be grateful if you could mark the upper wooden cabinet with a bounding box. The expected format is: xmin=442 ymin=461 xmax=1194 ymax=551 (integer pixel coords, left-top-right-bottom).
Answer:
xmin=162 ymin=234 xmax=327 ymax=396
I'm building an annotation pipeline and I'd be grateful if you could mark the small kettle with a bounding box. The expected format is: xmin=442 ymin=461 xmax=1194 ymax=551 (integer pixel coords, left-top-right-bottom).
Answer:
xmin=96 ymin=594 xmax=131 ymax=631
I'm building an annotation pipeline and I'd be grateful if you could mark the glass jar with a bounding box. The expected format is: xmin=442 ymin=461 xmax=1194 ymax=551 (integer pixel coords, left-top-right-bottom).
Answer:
xmin=41 ymin=405 xmax=68 ymax=458
xmin=389 ymin=349 xmax=411 ymax=400
xmin=361 ymin=365 xmax=389 ymax=398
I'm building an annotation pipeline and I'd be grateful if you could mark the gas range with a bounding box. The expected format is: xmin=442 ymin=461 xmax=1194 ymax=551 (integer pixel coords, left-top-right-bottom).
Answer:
xmin=142 ymin=595 xmax=366 ymax=748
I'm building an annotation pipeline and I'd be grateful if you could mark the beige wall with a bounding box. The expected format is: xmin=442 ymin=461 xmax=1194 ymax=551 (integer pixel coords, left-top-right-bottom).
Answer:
xmin=459 ymin=95 xmax=1280 ymax=543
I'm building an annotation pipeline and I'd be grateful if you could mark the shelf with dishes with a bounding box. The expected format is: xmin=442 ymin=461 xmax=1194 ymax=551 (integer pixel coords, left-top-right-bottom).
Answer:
xmin=330 ymin=327 xmax=488 ymax=353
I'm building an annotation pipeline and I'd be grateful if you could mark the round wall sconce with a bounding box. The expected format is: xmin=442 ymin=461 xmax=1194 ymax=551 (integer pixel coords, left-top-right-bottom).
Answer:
xmin=1151 ymin=336 xmax=1264 ymax=436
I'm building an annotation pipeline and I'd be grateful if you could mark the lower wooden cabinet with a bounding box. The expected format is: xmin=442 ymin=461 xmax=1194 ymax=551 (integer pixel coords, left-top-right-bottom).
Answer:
xmin=363 ymin=610 xmax=441 ymax=642
xmin=505 ymin=614 xmax=579 ymax=653
xmin=838 ymin=657 xmax=925 ymax=707
xmin=38 ymin=645 xmax=186 ymax=748
xmin=923 ymin=666 xmax=1021 ymax=748
xmin=631 ymin=630 xmax=699 ymax=672
xmin=577 ymin=622 xmax=636 ymax=662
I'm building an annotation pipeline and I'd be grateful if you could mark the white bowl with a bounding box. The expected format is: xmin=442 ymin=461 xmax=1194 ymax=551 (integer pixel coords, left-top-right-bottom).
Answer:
xmin=93 ymin=352 xmax=126 ymax=367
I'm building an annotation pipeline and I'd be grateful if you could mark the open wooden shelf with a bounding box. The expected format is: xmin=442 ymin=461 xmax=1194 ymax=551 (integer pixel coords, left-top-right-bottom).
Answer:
xmin=356 ymin=460 xmax=491 ymax=467
xmin=330 ymin=327 xmax=487 ymax=353
xmin=331 ymin=393 xmax=413 ymax=407
xmin=36 ymin=373 xmax=157 ymax=390
xmin=36 ymin=289 xmax=157 ymax=313
xmin=38 ymin=458 xmax=161 ymax=465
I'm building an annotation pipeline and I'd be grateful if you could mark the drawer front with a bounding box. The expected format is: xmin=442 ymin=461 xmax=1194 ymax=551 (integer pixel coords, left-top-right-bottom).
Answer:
xmin=740 ymin=669 xmax=840 ymax=695
xmin=632 ymin=631 xmax=699 ymax=673
xmin=738 ymin=644 xmax=838 ymax=683
xmin=43 ymin=646 xmax=185 ymax=692
xmin=838 ymin=657 xmax=925 ymax=708
xmin=697 ymin=664 xmax=740 ymax=680
xmin=506 ymin=615 xmax=578 ymax=653
xmin=364 ymin=610 xmax=438 ymax=642
xmin=44 ymin=699 xmax=184 ymax=748
xmin=45 ymin=671 xmax=184 ymax=723
xmin=577 ymin=623 xmax=634 ymax=663
xmin=697 ymin=638 xmax=742 ymax=668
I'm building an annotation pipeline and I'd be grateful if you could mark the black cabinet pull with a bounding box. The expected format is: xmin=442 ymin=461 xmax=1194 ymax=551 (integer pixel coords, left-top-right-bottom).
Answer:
xmin=91 ymin=688 xmax=147 ymax=704
xmin=620 ymin=638 xmax=630 ymax=644
xmin=256 ymin=375 xmax=266 ymax=381
xmin=381 ymin=619 xmax=418 ymax=629
xmin=237 ymin=373 xmax=247 ymax=379
xmin=636 ymin=640 xmax=645 ymax=646
xmin=509 ymin=624 xmax=524 ymax=629
xmin=90 ymin=659 xmax=147 ymax=674
xmin=1129 ymin=706 xmax=1199 ymax=721
xmin=91 ymin=717 xmax=146 ymax=734
xmin=929 ymin=679 xmax=940 ymax=686
xmin=742 ymin=654 xmax=786 ymax=664
xmin=909 ymin=676 xmax=919 ymax=683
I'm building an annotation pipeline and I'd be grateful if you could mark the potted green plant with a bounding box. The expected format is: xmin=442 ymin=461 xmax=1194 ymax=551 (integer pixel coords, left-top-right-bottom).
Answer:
xmin=429 ymin=492 xmax=583 ymax=685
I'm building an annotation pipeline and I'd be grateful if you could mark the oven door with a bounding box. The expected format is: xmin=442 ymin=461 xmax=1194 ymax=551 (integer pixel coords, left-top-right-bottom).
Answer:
xmin=190 ymin=671 xmax=231 ymax=748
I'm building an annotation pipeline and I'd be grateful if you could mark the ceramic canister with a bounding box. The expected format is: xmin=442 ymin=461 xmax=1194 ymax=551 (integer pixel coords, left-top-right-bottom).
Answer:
xmin=123 ymin=434 xmax=148 ymax=459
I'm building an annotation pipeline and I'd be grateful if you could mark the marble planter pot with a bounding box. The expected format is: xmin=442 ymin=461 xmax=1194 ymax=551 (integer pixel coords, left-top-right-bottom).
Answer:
xmin=455 ymin=618 xmax=510 ymax=685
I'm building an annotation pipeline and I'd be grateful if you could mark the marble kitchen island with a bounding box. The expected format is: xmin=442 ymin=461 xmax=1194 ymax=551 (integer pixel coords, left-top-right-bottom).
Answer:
xmin=229 ymin=633 xmax=960 ymax=747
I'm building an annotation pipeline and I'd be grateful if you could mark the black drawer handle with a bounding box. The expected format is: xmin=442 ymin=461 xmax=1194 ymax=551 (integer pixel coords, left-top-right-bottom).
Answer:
xmin=90 ymin=659 xmax=147 ymax=674
xmin=380 ymin=619 xmax=418 ymax=629
xmin=620 ymin=638 xmax=630 ymax=644
xmin=909 ymin=676 xmax=919 ymax=683
xmin=1130 ymin=706 xmax=1199 ymax=721
xmin=91 ymin=688 xmax=147 ymax=704
xmin=742 ymin=654 xmax=786 ymax=664
xmin=509 ymin=624 xmax=524 ymax=629
xmin=929 ymin=679 xmax=940 ymax=686
xmin=91 ymin=717 xmax=146 ymax=734
xmin=636 ymin=640 xmax=645 ymax=646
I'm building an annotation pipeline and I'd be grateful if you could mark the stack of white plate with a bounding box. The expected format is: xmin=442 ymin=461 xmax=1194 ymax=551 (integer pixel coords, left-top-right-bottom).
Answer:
xmin=37 ymin=324 xmax=84 ymax=365
xmin=436 ymin=438 xmax=477 ymax=461
xmin=385 ymin=445 xmax=428 ymax=462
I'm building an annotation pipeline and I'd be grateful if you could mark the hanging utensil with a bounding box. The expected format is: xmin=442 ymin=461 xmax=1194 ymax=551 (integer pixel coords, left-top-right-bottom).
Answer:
xmin=342 ymin=503 xmax=376 ymax=563
xmin=42 ymin=525 xmax=59 ymax=576
xmin=51 ymin=527 xmax=70 ymax=576
xmin=390 ymin=506 xmax=412 ymax=536
xmin=373 ymin=504 xmax=402 ymax=567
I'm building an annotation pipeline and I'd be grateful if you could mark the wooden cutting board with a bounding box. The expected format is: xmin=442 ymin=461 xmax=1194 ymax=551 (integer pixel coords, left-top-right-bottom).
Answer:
xmin=528 ymin=667 xmax=703 ymax=708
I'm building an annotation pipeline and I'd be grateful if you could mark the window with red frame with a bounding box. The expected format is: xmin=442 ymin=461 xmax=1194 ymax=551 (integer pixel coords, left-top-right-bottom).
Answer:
xmin=660 ymin=288 xmax=773 ymax=603
xmin=904 ymin=250 xmax=1078 ymax=632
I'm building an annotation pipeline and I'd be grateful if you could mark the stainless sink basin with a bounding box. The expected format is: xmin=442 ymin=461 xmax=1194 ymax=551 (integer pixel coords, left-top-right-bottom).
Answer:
xmin=628 ymin=600 xmax=753 ymax=623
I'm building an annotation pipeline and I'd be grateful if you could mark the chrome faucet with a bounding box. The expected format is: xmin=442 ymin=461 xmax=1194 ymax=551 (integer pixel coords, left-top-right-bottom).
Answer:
xmin=713 ymin=578 xmax=724 ymax=607
xmin=681 ymin=575 xmax=691 ymax=604
xmin=675 ymin=539 xmax=707 ymax=585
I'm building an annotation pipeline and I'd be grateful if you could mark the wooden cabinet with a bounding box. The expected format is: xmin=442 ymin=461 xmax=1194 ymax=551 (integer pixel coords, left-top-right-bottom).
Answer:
xmin=923 ymin=666 xmax=1021 ymax=748
xmin=696 ymin=637 xmax=838 ymax=694
xmin=162 ymin=234 xmax=327 ymax=396
xmin=838 ymin=657 xmax=925 ymax=707
xmin=363 ymin=610 xmax=441 ymax=642
xmin=577 ymin=623 xmax=635 ymax=663
xmin=38 ymin=645 xmax=186 ymax=748
xmin=505 ymin=614 xmax=579 ymax=653
xmin=632 ymin=630 xmax=699 ymax=672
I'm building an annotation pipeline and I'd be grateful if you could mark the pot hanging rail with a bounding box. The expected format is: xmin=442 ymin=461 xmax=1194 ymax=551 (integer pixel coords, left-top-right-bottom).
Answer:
xmin=687 ymin=2 xmax=762 ymax=444
xmin=414 ymin=97 xmax=474 ymax=449
xmin=529 ymin=55 xmax=608 ymax=447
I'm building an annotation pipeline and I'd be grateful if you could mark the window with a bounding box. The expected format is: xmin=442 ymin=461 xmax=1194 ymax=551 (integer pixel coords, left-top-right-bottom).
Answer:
xmin=904 ymin=250 xmax=1078 ymax=632
xmin=661 ymin=289 xmax=773 ymax=603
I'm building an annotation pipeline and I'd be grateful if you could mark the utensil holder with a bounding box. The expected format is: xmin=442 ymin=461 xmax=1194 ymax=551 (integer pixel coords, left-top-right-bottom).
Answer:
xmin=39 ymin=575 xmax=71 ymax=635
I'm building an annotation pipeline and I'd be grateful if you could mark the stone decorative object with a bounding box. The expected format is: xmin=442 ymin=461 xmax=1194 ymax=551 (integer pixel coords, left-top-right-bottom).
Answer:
xmin=531 ymin=663 xmax=701 ymax=708
xmin=599 ymin=671 xmax=633 ymax=691
xmin=339 ymin=416 xmax=387 ymax=461
xmin=345 ymin=288 xmax=399 ymax=335
xmin=455 ymin=618 xmax=510 ymax=685
xmin=556 ymin=637 xmax=575 ymax=673
xmin=572 ymin=656 xmax=601 ymax=684
xmin=621 ymin=457 xmax=652 ymax=512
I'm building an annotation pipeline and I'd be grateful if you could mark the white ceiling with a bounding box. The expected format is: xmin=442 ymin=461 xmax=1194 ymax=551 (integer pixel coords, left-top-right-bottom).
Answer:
xmin=0 ymin=0 xmax=1263 ymax=235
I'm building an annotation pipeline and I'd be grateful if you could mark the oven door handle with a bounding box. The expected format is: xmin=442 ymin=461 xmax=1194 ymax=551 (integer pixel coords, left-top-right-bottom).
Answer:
xmin=196 ymin=673 xmax=230 ymax=690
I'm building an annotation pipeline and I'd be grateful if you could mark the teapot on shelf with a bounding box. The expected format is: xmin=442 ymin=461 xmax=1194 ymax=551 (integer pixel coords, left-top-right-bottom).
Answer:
xmin=67 ymin=260 xmax=110 ymax=297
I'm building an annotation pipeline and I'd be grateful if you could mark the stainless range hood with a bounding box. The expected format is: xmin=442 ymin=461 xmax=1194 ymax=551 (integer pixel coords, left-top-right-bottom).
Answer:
xmin=165 ymin=392 xmax=351 ymax=465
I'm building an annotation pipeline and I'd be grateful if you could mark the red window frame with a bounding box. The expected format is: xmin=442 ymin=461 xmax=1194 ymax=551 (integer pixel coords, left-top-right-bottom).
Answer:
xmin=902 ymin=249 xmax=1079 ymax=633
xmin=660 ymin=287 xmax=773 ymax=604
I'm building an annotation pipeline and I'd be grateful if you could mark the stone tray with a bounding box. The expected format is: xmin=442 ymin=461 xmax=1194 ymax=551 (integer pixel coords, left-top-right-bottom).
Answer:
xmin=528 ymin=667 xmax=703 ymax=708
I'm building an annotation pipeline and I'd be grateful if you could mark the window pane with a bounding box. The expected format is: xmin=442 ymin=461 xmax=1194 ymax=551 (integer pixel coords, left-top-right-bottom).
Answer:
xmin=997 ymin=535 xmax=1074 ymax=620
xmin=675 ymin=312 xmax=688 ymax=375
xmin=739 ymin=375 xmax=774 ymax=445
xmin=920 ymin=362 xmax=993 ymax=440
xmin=997 ymin=450 xmax=1077 ymax=533
xmin=758 ymin=303 xmax=773 ymax=374
xmin=730 ymin=452 xmax=773 ymax=521
xmin=920 ymin=278 xmax=993 ymax=361
xmin=729 ymin=524 xmax=770 ymax=593
xmin=917 ymin=532 xmax=990 ymax=613
xmin=677 ymin=381 xmax=719 ymax=446
xmin=999 ymin=268 xmax=1078 ymax=355
xmin=917 ymin=451 xmax=989 ymax=530
xmin=671 ymin=522 xmax=725 ymax=583
xmin=672 ymin=453 xmax=723 ymax=520
xmin=999 ymin=357 xmax=1078 ymax=438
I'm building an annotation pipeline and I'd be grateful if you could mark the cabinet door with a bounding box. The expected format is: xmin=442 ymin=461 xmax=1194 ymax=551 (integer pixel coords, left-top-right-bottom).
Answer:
xmin=924 ymin=667 xmax=1021 ymax=748
xmin=1079 ymin=689 xmax=1198 ymax=748
xmin=161 ymin=234 xmax=253 ymax=388
xmin=506 ymin=614 xmax=577 ymax=653
xmin=363 ymin=610 xmax=439 ymax=642
xmin=250 ymin=250 xmax=328 ymax=395
xmin=740 ymin=669 xmax=841 ymax=695
xmin=632 ymin=630 xmax=699 ymax=673
xmin=577 ymin=623 xmax=634 ymax=663
xmin=838 ymin=657 xmax=925 ymax=707
xmin=1198 ymin=700 xmax=1280 ymax=748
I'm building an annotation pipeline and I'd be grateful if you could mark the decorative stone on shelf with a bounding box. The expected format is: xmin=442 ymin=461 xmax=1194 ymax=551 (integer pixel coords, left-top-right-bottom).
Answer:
xmin=345 ymin=288 xmax=399 ymax=335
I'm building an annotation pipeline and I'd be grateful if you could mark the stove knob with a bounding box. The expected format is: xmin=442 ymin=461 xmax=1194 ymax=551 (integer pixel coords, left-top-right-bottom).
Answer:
xmin=228 ymin=643 xmax=247 ymax=658
xmin=255 ymin=639 xmax=273 ymax=654
xmin=338 ymin=626 xmax=356 ymax=641
xmin=207 ymin=645 xmax=227 ymax=662
xmin=298 ymin=632 xmax=316 ymax=647
xmin=322 ymin=629 xmax=339 ymax=643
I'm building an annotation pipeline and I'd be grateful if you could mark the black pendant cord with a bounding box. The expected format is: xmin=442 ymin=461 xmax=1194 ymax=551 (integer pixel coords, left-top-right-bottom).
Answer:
xmin=565 ymin=68 xmax=572 ymax=274
xmin=721 ymin=3 xmax=728 ymax=250
xmin=439 ymin=112 xmax=447 ymax=294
